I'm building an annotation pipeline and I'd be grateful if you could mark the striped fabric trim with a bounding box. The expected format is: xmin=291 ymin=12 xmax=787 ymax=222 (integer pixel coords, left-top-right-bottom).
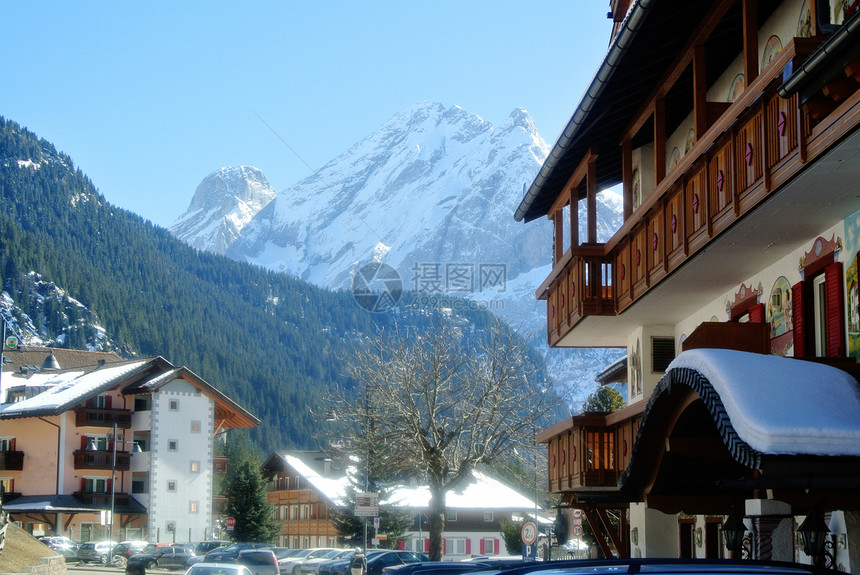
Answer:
xmin=619 ymin=367 xmax=762 ymax=490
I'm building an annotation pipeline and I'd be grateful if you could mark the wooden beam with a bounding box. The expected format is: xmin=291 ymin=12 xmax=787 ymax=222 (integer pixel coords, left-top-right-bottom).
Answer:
xmin=743 ymin=0 xmax=758 ymax=85
xmin=587 ymin=156 xmax=598 ymax=244
xmin=622 ymin=0 xmax=736 ymax=142
xmin=582 ymin=506 xmax=615 ymax=558
xmin=553 ymin=212 xmax=564 ymax=265
xmin=693 ymin=45 xmax=708 ymax=138
xmin=597 ymin=508 xmax=625 ymax=557
xmin=654 ymin=97 xmax=666 ymax=186
xmin=569 ymin=187 xmax=579 ymax=251
xmin=622 ymin=140 xmax=633 ymax=220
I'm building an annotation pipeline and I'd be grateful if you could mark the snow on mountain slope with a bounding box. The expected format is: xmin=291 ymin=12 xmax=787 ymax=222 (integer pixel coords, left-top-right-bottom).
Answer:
xmin=176 ymin=102 xmax=626 ymax=405
xmin=170 ymin=166 xmax=276 ymax=254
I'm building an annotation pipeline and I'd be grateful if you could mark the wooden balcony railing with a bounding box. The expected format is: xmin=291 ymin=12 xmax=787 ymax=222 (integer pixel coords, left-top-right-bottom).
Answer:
xmin=540 ymin=403 xmax=644 ymax=493
xmin=73 ymin=449 xmax=131 ymax=471
xmin=213 ymin=456 xmax=228 ymax=476
xmin=0 ymin=451 xmax=24 ymax=471
xmin=543 ymin=37 xmax=858 ymax=346
xmin=212 ymin=495 xmax=227 ymax=513
xmin=75 ymin=408 xmax=132 ymax=428
xmin=72 ymin=491 xmax=132 ymax=506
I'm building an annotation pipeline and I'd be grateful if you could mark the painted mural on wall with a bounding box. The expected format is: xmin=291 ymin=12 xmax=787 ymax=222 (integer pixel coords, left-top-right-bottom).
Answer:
xmin=766 ymin=276 xmax=794 ymax=356
xmin=761 ymin=35 xmax=783 ymax=72
xmin=728 ymin=74 xmax=745 ymax=102
xmin=632 ymin=168 xmax=641 ymax=210
xmin=797 ymin=0 xmax=813 ymax=37
xmin=848 ymin=252 xmax=860 ymax=358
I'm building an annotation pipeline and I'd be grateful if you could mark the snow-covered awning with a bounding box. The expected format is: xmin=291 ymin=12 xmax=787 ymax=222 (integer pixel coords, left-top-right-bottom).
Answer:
xmin=666 ymin=349 xmax=860 ymax=457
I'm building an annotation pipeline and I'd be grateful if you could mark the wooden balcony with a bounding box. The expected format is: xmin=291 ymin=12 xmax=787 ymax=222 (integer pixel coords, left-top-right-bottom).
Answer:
xmin=541 ymin=37 xmax=860 ymax=347
xmin=75 ymin=407 xmax=132 ymax=428
xmin=538 ymin=402 xmax=644 ymax=493
xmin=212 ymin=495 xmax=227 ymax=513
xmin=73 ymin=491 xmax=132 ymax=506
xmin=73 ymin=449 xmax=131 ymax=471
xmin=0 ymin=451 xmax=24 ymax=471
xmin=213 ymin=456 xmax=228 ymax=476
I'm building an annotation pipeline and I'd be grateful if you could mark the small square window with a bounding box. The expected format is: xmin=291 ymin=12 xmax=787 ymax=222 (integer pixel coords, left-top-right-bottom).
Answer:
xmin=167 ymin=480 xmax=176 ymax=492
xmin=168 ymin=440 xmax=178 ymax=452
xmin=190 ymin=461 xmax=200 ymax=473
xmin=191 ymin=421 xmax=201 ymax=433
xmin=447 ymin=511 xmax=457 ymax=522
xmin=190 ymin=501 xmax=199 ymax=513
xmin=166 ymin=521 xmax=176 ymax=532
xmin=484 ymin=511 xmax=494 ymax=522
xmin=169 ymin=399 xmax=179 ymax=411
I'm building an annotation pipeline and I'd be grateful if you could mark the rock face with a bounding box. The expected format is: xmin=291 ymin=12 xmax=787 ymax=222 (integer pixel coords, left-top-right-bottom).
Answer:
xmin=170 ymin=166 xmax=276 ymax=254
xmin=173 ymin=102 xmax=626 ymax=403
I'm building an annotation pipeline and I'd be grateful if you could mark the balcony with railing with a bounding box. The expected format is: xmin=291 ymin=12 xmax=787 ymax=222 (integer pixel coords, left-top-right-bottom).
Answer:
xmin=541 ymin=36 xmax=860 ymax=347
xmin=213 ymin=456 xmax=228 ymax=476
xmin=73 ymin=449 xmax=132 ymax=471
xmin=75 ymin=407 xmax=132 ymax=428
xmin=538 ymin=402 xmax=644 ymax=493
xmin=73 ymin=491 xmax=132 ymax=506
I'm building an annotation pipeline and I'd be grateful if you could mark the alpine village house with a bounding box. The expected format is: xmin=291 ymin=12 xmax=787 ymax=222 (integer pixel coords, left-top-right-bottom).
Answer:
xmin=515 ymin=0 xmax=860 ymax=571
xmin=0 ymin=346 xmax=258 ymax=542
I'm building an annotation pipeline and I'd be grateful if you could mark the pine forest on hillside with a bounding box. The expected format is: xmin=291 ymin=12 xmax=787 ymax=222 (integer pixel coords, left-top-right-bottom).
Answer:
xmin=0 ymin=117 xmax=560 ymax=455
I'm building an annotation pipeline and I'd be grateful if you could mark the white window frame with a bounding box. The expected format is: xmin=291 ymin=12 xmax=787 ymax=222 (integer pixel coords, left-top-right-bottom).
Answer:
xmin=483 ymin=538 xmax=497 ymax=555
xmin=447 ymin=538 xmax=466 ymax=555
xmin=813 ymin=274 xmax=827 ymax=356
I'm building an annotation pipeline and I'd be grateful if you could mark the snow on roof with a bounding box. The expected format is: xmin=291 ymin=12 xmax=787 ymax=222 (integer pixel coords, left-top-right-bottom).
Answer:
xmin=386 ymin=470 xmax=539 ymax=510
xmin=668 ymin=349 xmax=860 ymax=456
xmin=282 ymin=453 xmax=540 ymax=512
xmin=282 ymin=454 xmax=348 ymax=504
xmin=0 ymin=360 xmax=149 ymax=416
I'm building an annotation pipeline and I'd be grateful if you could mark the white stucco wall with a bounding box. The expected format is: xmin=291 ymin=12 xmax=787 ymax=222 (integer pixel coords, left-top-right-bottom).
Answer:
xmin=148 ymin=377 xmax=214 ymax=542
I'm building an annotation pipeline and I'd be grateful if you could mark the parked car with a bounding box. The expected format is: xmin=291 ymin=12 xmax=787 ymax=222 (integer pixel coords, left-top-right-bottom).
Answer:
xmin=195 ymin=540 xmax=231 ymax=556
xmin=38 ymin=536 xmax=77 ymax=560
xmin=238 ymin=548 xmax=280 ymax=575
xmin=206 ymin=543 xmax=271 ymax=563
xmin=131 ymin=543 xmax=199 ymax=570
xmin=298 ymin=549 xmax=353 ymax=575
xmin=112 ymin=541 xmax=150 ymax=568
xmin=285 ymin=548 xmax=339 ymax=575
xmin=446 ymin=558 xmax=836 ymax=575
xmin=319 ymin=550 xmax=386 ymax=575
xmin=327 ymin=551 xmax=427 ymax=575
xmin=186 ymin=562 xmax=255 ymax=575
xmin=76 ymin=540 xmax=118 ymax=564
xmin=383 ymin=559 xmax=529 ymax=575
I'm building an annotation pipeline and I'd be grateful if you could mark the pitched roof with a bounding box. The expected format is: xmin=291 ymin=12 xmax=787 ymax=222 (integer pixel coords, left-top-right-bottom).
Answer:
xmin=268 ymin=451 xmax=541 ymax=512
xmin=0 ymin=352 xmax=258 ymax=429
xmin=2 ymin=345 xmax=124 ymax=373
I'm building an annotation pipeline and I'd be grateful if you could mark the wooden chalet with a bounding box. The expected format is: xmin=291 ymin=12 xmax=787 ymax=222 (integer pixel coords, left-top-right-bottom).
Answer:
xmin=517 ymin=0 xmax=860 ymax=568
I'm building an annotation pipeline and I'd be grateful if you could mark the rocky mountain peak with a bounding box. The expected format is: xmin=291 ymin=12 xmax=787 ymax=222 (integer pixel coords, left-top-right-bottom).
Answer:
xmin=169 ymin=166 xmax=276 ymax=255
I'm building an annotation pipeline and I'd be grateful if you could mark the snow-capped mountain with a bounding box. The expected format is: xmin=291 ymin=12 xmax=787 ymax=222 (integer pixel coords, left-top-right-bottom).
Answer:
xmin=171 ymin=102 xmax=625 ymax=403
xmin=170 ymin=166 xmax=276 ymax=254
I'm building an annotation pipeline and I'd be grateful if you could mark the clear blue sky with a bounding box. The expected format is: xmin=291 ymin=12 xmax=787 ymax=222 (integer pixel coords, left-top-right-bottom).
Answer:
xmin=2 ymin=2 xmax=613 ymax=228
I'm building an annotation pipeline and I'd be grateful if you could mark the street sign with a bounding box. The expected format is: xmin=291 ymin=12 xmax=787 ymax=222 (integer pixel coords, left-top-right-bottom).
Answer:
xmin=225 ymin=516 xmax=236 ymax=530
xmin=572 ymin=524 xmax=583 ymax=538
xmin=573 ymin=509 xmax=583 ymax=520
xmin=521 ymin=521 xmax=538 ymax=546
xmin=355 ymin=492 xmax=379 ymax=517
xmin=522 ymin=544 xmax=537 ymax=561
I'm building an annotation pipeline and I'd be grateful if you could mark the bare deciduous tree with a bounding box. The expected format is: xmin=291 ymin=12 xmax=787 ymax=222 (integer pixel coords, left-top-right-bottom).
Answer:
xmin=325 ymin=318 xmax=562 ymax=561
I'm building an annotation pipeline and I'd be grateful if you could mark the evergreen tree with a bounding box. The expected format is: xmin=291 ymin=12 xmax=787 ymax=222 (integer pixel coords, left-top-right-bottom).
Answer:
xmin=581 ymin=385 xmax=626 ymax=413
xmin=223 ymin=460 xmax=279 ymax=544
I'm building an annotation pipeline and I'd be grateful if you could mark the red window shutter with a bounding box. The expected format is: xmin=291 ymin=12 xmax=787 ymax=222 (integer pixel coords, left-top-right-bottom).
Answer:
xmin=424 ymin=539 xmax=429 ymax=553
xmin=9 ymin=438 xmax=14 ymax=451
xmin=105 ymin=395 xmax=112 ymax=408
xmin=466 ymin=539 xmax=471 ymax=554
xmin=792 ymin=281 xmax=806 ymax=357
xmin=443 ymin=539 xmax=446 ymax=554
xmin=81 ymin=478 xmax=87 ymax=492
xmin=748 ymin=303 xmax=765 ymax=323
xmin=494 ymin=539 xmax=500 ymax=554
xmin=480 ymin=540 xmax=485 ymax=554
xmin=107 ymin=477 xmax=112 ymax=492
xmin=825 ymin=262 xmax=846 ymax=357
xmin=81 ymin=436 xmax=89 ymax=450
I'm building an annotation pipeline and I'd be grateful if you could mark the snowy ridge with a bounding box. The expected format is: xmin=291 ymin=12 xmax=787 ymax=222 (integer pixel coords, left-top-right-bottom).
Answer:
xmin=170 ymin=166 xmax=276 ymax=254
xmin=175 ymin=102 xmax=626 ymax=406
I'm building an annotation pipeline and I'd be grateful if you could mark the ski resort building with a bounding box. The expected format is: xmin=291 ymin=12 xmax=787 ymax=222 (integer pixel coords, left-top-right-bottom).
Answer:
xmin=515 ymin=0 xmax=860 ymax=569
xmin=0 ymin=346 xmax=258 ymax=542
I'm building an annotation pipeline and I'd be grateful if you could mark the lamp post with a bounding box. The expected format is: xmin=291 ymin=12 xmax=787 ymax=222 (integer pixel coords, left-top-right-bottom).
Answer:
xmin=722 ymin=508 xmax=748 ymax=559
xmin=87 ymin=422 xmax=141 ymax=563
xmin=797 ymin=506 xmax=832 ymax=568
